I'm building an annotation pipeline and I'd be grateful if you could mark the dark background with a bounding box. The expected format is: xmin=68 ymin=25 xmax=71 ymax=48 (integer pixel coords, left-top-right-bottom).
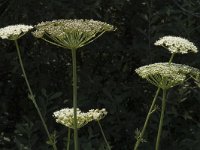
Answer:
xmin=0 ymin=0 xmax=200 ymax=150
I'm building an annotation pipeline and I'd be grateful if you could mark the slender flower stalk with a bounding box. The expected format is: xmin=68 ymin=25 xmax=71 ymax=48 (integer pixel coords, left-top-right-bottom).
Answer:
xmin=168 ymin=53 xmax=175 ymax=64
xmin=134 ymin=88 xmax=160 ymax=150
xmin=88 ymin=108 xmax=111 ymax=149
xmin=0 ymin=24 xmax=57 ymax=150
xmin=97 ymin=121 xmax=111 ymax=150
xmin=14 ymin=40 xmax=57 ymax=150
xmin=67 ymin=128 xmax=71 ymax=150
xmin=155 ymin=89 xmax=167 ymax=150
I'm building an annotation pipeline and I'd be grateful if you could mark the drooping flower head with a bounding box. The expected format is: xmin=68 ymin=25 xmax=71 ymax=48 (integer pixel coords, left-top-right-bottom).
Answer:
xmin=88 ymin=108 xmax=108 ymax=121
xmin=32 ymin=19 xmax=115 ymax=50
xmin=135 ymin=63 xmax=200 ymax=89
xmin=0 ymin=25 xmax=33 ymax=40
xmin=154 ymin=36 xmax=198 ymax=54
xmin=53 ymin=108 xmax=93 ymax=129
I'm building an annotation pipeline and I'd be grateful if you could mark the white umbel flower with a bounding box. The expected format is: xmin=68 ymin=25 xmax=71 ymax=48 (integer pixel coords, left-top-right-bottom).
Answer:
xmin=0 ymin=25 xmax=33 ymax=40
xmin=53 ymin=108 xmax=93 ymax=129
xmin=154 ymin=36 xmax=198 ymax=54
xmin=53 ymin=108 xmax=108 ymax=128
xmin=33 ymin=19 xmax=115 ymax=49
xmin=135 ymin=63 xmax=200 ymax=89
xmin=88 ymin=108 xmax=108 ymax=121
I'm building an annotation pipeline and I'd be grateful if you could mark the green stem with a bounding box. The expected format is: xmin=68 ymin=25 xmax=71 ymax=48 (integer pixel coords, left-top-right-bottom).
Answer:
xmin=134 ymin=88 xmax=160 ymax=150
xmin=67 ymin=128 xmax=71 ymax=150
xmin=97 ymin=121 xmax=111 ymax=150
xmin=168 ymin=53 xmax=175 ymax=64
xmin=153 ymin=53 xmax=174 ymax=149
xmin=155 ymin=89 xmax=167 ymax=150
xmin=71 ymin=49 xmax=78 ymax=150
xmin=14 ymin=40 xmax=57 ymax=150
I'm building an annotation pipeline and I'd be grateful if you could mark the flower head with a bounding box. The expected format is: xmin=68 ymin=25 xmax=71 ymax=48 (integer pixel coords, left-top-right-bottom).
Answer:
xmin=53 ymin=108 xmax=94 ymax=129
xmin=135 ymin=63 xmax=200 ymax=89
xmin=88 ymin=108 xmax=108 ymax=121
xmin=154 ymin=36 xmax=198 ymax=54
xmin=33 ymin=19 xmax=115 ymax=50
xmin=0 ymin=25 xmax=33 ymax=40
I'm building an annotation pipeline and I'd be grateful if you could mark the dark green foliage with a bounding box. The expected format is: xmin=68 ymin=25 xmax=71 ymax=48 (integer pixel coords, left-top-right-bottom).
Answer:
xmin=0 ymin=0 xmax=200 ymax=149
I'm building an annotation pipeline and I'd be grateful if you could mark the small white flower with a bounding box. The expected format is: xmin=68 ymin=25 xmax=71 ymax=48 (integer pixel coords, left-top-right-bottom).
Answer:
xmin=0 ymin=24 xmax=33 ymax=40
xmin=154 ymin=36 xmax=198 ymax=54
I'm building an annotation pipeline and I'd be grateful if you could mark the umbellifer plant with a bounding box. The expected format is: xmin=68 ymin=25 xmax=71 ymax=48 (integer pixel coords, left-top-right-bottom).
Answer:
xmin=32 ymin=19 xmax=115 ymax=150
xmin=0 ymin=25 xmax=58 ymax=149
xmin=134 ymin=36 xmax=200 ymax=150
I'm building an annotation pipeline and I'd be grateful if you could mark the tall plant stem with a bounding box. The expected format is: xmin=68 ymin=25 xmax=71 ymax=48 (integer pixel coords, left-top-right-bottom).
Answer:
xmin=155 ymin=89 xmax=167 ymax=150
xmin=14 ymin=40 xmax=57 ymax=150
xmin=67 ymin=128 xmax=71 ymax=150
xmin=97 ymin=121 xmax=111 ymax=150
xmin=134 ymin=88 xmax=160 ymax=150
xmin=71 ymin=49 xmax=78 ymax=150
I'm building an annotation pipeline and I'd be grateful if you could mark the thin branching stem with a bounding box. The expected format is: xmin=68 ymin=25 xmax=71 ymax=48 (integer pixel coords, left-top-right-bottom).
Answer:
xmin=134 ymin=88 xmax=160 ymax=150
xmin=14 ymin=40 xmax=57 ymax=150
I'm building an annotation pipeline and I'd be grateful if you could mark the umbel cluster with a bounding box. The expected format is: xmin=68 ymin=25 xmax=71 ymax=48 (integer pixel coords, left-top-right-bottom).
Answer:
xmin=0 ymin=19 xmax=115 ymax=150
xmin=134 ymin=36 xmax=200 ymax=150
xmin=0 ymin=19 xmax=200 ymax=150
